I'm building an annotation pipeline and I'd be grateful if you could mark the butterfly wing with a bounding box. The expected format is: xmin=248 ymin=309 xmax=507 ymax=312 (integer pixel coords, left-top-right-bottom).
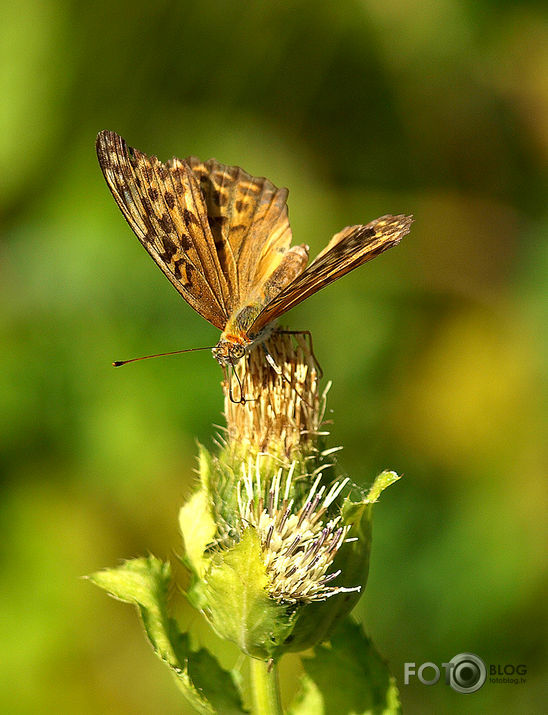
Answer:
xmin=186 ymin=157 xmax=295 ymax=311
xmin=247 ymin=214 xmax=413 ymax=335
xmin=96 ymin=130 xmax=230 ymax=330
xmin=97 ymin=132 xmax=410 ymax=341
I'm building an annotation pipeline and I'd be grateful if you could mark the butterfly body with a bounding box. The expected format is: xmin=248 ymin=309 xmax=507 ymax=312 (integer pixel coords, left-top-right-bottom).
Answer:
xmin=212 ymin=299 xmax=278 ymax=364
xmin=96 ymin=130 xmax=413 ymax=366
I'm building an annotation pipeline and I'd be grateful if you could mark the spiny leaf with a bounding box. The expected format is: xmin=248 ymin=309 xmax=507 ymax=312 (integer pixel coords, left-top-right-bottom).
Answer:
xmin=87 ymin=556 xmax=247 ymax=714
xmin=289 ymin=618 xmax=401 ymax=715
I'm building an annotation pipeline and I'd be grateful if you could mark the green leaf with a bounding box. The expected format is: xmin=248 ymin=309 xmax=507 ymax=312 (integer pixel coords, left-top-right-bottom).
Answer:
xmin=366 ymin=470 xmax=401 ymax=504
xmin=87 ymin=556 xmax=247 ymax=714
xmin=173 ymin=634 xmax=249 ymax=715
xmin=289 ymin=619 xmax=401 ymax=715
xmin=204 ymin=529 xmax=294 ymax=660
xmin=179 ymin=447 xmax=218 ymax=580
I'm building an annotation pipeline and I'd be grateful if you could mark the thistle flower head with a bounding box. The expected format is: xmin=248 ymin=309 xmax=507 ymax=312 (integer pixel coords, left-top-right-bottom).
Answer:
xmin=237 ymin=457 xmax=360 ymax=603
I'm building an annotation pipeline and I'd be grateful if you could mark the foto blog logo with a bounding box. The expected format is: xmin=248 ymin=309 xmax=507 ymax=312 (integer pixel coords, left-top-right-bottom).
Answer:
xmin=404 ymin=653 xmax=487 ymax=693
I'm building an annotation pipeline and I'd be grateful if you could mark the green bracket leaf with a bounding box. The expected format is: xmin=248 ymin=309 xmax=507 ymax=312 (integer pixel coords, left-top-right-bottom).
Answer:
xmin=180 ymin=446 xmax=219 ymax=580
xmin=180 ymin=487 xmax=217 ymax=578
xmin=289 ymin=618 xmax=401 ymax=715
xmin=204 ymin=529 xmax=294 ymax=660
xmin=366 ymin=470 xmax=401 ymax=504
xmin=87 ymin=556 xmax=247 ymax=714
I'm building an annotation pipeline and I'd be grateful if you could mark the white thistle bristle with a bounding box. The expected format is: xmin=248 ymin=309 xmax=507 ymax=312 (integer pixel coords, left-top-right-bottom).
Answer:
xmin=238 ymin=456 xmax=360 ymax=604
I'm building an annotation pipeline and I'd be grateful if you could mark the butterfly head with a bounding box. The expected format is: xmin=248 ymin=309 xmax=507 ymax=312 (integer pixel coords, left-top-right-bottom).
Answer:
xmin=212 ymin=339 xmax=247 ymax=366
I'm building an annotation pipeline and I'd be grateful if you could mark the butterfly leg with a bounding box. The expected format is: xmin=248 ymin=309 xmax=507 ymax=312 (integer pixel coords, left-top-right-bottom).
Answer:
xmin=261 ymin=343 xmax=313 ymax=408
xmin=262 ymin=346 xmax=283 ymax=376
xmin=223 ymin=364 xmax=242 ymax=404
xmin=226 ymin=363 xmax=257 ymax=405
xmin=230 ymin=364 xmax=247 ymax=404
xmin=276 ymin=329 xmax=323 ymax=378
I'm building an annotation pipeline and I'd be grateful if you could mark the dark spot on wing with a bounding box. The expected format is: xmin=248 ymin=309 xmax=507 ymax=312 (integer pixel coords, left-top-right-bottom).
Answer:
xmin=179 ymin=183 xmax=188 ymax=197
xmin=173 ymin=258 xmax=194 ymax=286
xmin=141 ymin=197 xmax=154 ymax=216
xmin=173 ymin=258 xmax=185 ymax=278
xmin=159 ymin=213 xmax=174 ymax=233
xmin=179 ymin=233 xmax=192 ymax=252
xmin=142 ymin=164 xmax=154 ymax=183
xmin=346 ymin=226 xmax=375 ymax=247
xmin=148 ymin=187 xmax=159 ymax=201
xmin=208 ymin=215 xmax=225 ymax=230
xmin=160 ymin=235 xmax=177 ymax=260
xmin=164 ymin=191 xmax=175 ymax=209
xmin=207 ymin=216 xmax=226 ymax=252
xmin=183 ymin=209 xmax=199 ymax=226
xmin=97 ymin=147 xmax=111 ymax=169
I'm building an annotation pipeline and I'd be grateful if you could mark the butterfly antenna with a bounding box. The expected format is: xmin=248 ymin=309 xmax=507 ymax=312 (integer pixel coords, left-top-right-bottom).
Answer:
xmin=112 ymin=346 xmax=214 ymax=367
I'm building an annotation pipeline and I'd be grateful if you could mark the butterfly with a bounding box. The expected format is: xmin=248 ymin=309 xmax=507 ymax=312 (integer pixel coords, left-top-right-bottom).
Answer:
xmin=96 ymin=130 xmax=412 ymax=367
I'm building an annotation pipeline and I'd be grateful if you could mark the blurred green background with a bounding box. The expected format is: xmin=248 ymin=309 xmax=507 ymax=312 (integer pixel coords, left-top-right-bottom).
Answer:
xmin=2 ymin=0 xmax=546 ymax=713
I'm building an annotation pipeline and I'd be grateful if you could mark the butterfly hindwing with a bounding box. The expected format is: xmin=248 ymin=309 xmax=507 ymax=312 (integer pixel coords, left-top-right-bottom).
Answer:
xmin=96 ymin=130 xmax=229 ymax=329
xmin=248 ymin=214 xmax=413 ymax=335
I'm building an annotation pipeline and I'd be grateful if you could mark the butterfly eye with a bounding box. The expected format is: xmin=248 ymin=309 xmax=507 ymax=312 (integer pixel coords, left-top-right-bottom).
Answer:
xmin=230 ymin=345 xmax=246 ymax=361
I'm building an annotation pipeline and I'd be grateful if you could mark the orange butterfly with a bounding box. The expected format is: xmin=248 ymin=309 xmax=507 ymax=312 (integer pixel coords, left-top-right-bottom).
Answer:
xmin=96 ymin=130 xmax=412 ymax=366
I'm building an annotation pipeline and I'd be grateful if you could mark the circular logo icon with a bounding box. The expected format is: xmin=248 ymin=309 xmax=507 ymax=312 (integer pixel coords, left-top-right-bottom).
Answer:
xmin=448 ymin=653 xmax=486 ymax=693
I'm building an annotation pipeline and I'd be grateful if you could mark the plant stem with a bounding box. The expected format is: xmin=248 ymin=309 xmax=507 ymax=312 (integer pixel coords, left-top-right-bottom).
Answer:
xmin=250 ymin=657 xmax=283 ymax=715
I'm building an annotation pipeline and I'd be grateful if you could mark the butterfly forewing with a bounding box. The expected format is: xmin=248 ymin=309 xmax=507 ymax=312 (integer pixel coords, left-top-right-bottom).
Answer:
xmin=96 ymin=130 xmax=228 ymax=329
xmin=247 ymin=214 xmax=413 ymax=335
xmin=186 ymin=157 xmax=293 ymax=311
xmin=149 ymin=154 xmax=232 ymax=314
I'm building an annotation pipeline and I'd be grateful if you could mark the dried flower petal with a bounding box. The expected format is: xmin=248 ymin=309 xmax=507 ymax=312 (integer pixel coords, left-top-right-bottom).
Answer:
xmin=224 ymin=332 xmax=324 ymax=458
